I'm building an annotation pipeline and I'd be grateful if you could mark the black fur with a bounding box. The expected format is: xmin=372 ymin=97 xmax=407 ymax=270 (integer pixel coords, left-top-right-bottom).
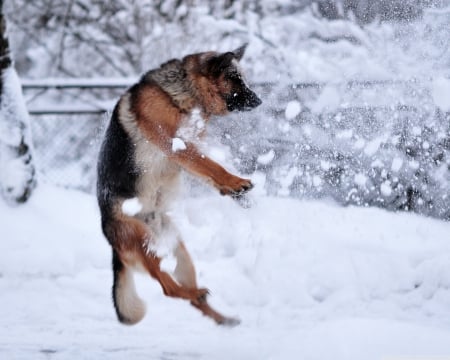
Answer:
xmin=111 ymin=249 xmax=127 ymax=323
xmin=97 ymin=104 xmax=139 ymax=241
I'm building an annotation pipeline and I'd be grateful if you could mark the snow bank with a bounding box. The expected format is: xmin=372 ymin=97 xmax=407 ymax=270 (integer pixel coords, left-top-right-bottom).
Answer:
xmin=1 ymin=185 xmax=450 ymax=359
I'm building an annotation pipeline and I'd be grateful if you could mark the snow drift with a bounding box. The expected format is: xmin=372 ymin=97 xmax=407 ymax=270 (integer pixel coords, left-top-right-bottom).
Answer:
xmin=1 ymin=184 xmax=450 ymax=359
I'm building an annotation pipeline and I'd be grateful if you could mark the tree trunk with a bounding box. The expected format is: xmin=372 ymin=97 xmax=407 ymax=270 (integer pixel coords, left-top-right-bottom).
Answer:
xmin=0 ymin=0 xmax=36 ymax=204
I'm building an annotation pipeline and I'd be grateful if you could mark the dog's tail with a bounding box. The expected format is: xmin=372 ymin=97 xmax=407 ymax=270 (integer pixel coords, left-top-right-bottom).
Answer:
xmin=112 ymin=250 xmax=146 ymax=325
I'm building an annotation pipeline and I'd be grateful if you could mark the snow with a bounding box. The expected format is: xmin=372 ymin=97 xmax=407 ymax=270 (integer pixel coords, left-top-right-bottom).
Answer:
xmin=311 ymin=85 xmax=341 ymax=113
xmin=21 ymin=77 xmax=136 ymax=88
xmin=354 ymin=173 xmax=367 ymax=187
xmin=256 ymin=149 xmax=275 ymax=165
xmin=171 ymin=137 xmax=187 ymax=152
xmin=3 ymin=3 xmax=450 ymax=356
xmin=391 ymin=157 xmax=404 ymax=173
xmin=380 ymin=181 xmax=393 ymax=197
xmin=175 ymin=108 xmax=204 ymax=143
xmin=2 ymin=184 xmax=450 ymax=359
xmin=122 ymin=197 xmax=143 ymax=216
xmin=364 ymin=135 xmax=387 ymax=157
xmin=312 ymin=174 xmax=322 ymax=187
xmin=431 ymin=77 xmax=450 ymax=112
xmin=284 ymin=100 xmax=301 ymax=120
xmin=0 ymin=68 xmax=30 ymax=146
xmin=0 ymin=67 xmax=36 ymax=202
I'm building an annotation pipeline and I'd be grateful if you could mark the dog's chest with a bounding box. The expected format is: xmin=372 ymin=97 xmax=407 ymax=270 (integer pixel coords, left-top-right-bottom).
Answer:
xmin=134 ymin=140 xmax=180 ymax=210
xmin=126 ymin=107 xmax=206 ymax=211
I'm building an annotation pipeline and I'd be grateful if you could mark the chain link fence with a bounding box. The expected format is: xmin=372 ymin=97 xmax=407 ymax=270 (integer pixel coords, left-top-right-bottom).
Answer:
xmin=30 ymin=113 xmax=106 ymax=192
xmin=24 ymin=82 xmax=126 ymax=193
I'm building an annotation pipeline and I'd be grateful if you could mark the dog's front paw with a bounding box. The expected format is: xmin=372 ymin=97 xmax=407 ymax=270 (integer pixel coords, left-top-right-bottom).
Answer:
xmin=219 ymin=176 xmax=253 ymax=197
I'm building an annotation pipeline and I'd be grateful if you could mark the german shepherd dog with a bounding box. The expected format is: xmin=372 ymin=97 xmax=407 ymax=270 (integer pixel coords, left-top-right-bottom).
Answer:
xmin=97 ymin=44 xmax=261 ymax=326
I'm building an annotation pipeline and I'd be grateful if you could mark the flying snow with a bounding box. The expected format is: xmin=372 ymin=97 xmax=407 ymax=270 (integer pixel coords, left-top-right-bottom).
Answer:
xmin=391 ymin=157 xmax=403 ymax=172
xmin=121 ymin=197 xmax=142 ymax=216
xmin=354 ymin=173 xmax=368 ymax=187
xmin=172 ymin=137 xmax=187 ymax=152
xmin=380 ymin=181 xmax=393 ymax=197
xmin=311 ymin=85 xmax=341 ymax=113
xmin=431 ymin=77 xmax=450 ymax=112
xmin=257 ymin=149 xmax=275 ymax=165
xmin=285 ymin=100 xmax=301 ymax=120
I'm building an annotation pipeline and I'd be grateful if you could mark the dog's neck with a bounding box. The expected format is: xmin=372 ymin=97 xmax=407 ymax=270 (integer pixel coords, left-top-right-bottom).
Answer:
xmin=143 ymin=55 xmax=226 ymax=118
xmin=143 ymin=59 xmax=197 ymax=113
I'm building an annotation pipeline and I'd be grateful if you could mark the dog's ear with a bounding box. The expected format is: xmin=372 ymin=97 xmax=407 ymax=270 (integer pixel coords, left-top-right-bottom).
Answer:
xmin=232 ymin=43 xmax=248 ymax=61
xmin=206 ymin=52 xmax=235 ymax=77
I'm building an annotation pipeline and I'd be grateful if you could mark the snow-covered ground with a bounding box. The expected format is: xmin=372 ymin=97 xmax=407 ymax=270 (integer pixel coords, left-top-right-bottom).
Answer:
xmin=1 ymin=184 xmax=450 ymax=359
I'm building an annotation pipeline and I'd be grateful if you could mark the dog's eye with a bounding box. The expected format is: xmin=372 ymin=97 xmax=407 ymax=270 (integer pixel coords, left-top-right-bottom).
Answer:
xmin=226 ymin=72 xmax=240 ymax=81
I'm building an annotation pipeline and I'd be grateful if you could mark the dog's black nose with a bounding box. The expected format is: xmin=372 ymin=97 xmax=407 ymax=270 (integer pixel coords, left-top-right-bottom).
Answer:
xmin=250 ymin=94 xmax=262 ymax=108
xmin=246 ymin=91 xmax=262 ymax=109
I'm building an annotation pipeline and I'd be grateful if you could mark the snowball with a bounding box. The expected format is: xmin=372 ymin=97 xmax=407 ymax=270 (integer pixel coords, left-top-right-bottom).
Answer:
xmin=364 ymin=136 xmax=385 ymax=156
xmin=171 ymin=137 xmax=187 ymax=152
xmin=320 ymin=160 xmax=332 ymax=171
xmin=285 ymin=100 xmax=301 ymax=120
xmin=354 ymin=173 xmax=367 ymax=187
xmin=371 ymin=159 xmax=384 ymax=168
xmin=391 ymin=158 xmax=403 ymax=172
xmin=432 ymin=77 xmax=450 ymax=112
xmin=409 ymin=161 xmax=420 ymax=170
xmin=312 ymin=175 xmax=322 ymax=187
xmin=122 ymin=197 xmax=143 ymax=216
xmin=380 ymin=181 xmax=392 ymax=197
xmin=257 ymin=149 xmax=275 ymax=165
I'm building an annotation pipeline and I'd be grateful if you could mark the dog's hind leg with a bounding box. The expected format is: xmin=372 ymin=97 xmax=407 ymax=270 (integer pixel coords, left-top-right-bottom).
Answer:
xmin=173 ymin=239 xmax=241 ymax=326
xmin=173 ymin=240 xmax=197 ymax=289
xmin=112 ymin=249 xmax=146 ymax=325
xmin=137 ymin=245 xmax=208 ymax=303
xmin=108 ymin=215 xmax=204 ymax=324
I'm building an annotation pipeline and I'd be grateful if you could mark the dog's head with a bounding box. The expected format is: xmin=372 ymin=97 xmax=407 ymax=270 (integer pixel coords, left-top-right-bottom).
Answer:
xmin=189 ymin=44 xmax=262 ymax=115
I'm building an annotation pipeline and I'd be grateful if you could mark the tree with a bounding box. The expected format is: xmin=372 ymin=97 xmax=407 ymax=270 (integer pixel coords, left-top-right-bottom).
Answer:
xmin=0 ymin=0 xmax=36 ymax=204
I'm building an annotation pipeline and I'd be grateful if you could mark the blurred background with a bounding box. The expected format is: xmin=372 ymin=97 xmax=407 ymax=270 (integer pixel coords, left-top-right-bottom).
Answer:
xmin=4 ymin=0 xmax=450 ymax=218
